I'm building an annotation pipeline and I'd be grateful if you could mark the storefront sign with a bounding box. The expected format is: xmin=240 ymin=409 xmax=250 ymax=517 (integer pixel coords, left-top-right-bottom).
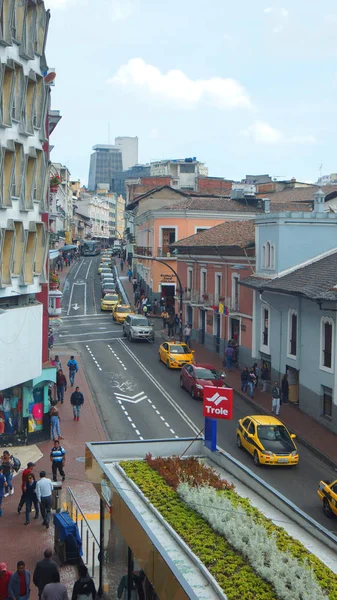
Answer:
xmin=203 ymin=387 xmax=233 ymax=420
xmin=160 ymin=273 xmax=175 ymax=282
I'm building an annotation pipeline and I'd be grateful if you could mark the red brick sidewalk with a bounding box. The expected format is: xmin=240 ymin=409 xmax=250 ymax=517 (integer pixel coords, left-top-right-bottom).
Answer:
xmin=1 ymin=353 xmax=106 ymax=599
xmin=116 ymin=261 xmax=337 ymax=466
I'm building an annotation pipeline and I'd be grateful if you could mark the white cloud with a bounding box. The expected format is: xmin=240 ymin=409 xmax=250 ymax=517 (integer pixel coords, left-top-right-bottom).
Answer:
xmin=110 ymin=0 xmax=134 ymax=22
xmin=241 ymin=121 xmax=316 ymax=145
xmin=264 ymin=6 xmax=289 ymax=33
xmin=108 ymin=58 xmax=252 ymax=110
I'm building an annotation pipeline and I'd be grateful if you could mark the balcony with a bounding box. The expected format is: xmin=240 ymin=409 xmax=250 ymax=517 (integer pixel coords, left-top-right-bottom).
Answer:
xmin=134 ymin=246 xmax=153 ymax=257
xmin=157 ymin=246 xmax=174 ymax=258
xmin=225 ymin=297 xmax=240 ymax=312
xmin=188 ymin=291 xmax=214 ymax=305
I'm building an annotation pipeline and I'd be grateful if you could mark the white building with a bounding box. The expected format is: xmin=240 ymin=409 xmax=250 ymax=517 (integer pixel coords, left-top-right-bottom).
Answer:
xmin=0 ymin=0 xmax=56 ymax=445
xmin=115 ymin=136 xmax=138 ymax=170
xmin=77 ymin=195 xmax=110 ymax=240
xmin=150 ymin=158 xmax=208 ymax=191
xmin=49 ymin=163 xmax=73 ymax=244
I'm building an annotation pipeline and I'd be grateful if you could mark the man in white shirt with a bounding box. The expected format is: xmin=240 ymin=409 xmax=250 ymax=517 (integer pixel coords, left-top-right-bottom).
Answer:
xmin=36 ymin=471 xmax=53 ymax=529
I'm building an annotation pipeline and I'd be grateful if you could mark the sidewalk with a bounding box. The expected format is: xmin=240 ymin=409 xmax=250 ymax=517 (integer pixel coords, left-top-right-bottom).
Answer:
xmin=1 ymin=353 xmax=106 ymax=600
xmin=116 ymin=260 xmax=337 ymax=467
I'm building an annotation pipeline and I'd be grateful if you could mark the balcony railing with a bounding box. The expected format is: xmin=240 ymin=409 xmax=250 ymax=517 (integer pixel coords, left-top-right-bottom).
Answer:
xmin=134 ymin=246 xmax=153 ymax=257
xmin=188 ymin=290 xmax=214 ymax=305
xmin=157 ymin=246 xmax=173 ymax=257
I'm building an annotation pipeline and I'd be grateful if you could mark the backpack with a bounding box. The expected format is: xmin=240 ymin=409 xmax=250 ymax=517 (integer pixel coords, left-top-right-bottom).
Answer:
xmin=69 ymin=362 xmax=77 ymax=371
xmin=12 ymin=456 xmax=21 ymax=473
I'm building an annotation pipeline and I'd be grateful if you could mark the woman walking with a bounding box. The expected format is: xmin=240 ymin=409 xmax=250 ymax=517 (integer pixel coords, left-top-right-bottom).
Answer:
xmin=50 ymin=403 xmax=63 ymax=441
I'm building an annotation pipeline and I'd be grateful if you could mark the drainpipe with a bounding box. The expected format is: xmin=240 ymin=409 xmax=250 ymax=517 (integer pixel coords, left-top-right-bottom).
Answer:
xmin=260 ymin=292 xmax=283 ymax=382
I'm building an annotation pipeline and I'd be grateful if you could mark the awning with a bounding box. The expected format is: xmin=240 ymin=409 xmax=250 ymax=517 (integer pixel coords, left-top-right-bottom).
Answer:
xmin=60 ymin=244 xmax=78 ymax=251
xmin=31 ymin=366 xmax=57 ymax=387
xmin=49 ymin=249 xmax=60 ymax=260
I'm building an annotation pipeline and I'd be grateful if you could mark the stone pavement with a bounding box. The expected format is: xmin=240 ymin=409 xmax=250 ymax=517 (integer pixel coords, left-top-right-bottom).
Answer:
xmin=117 ymin=259 xmax=337 ymax=467
xmin=1 ymin=352 xmax=106 ymax=599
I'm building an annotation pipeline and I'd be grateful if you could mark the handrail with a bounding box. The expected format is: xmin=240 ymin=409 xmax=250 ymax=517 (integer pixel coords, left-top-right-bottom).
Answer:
xmin=66 ymin=486 xmax=99 ymax=546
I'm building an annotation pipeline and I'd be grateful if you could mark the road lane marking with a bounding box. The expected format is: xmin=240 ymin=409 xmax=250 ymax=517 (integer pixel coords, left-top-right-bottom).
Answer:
xmin=60 ymin=331 xmax=121 ymax=337
xmin=55 ymin=336 xmax=123 ymax=345
xmin=74 ymin=259 xmax=84 ymax=278
xmin=85 ymin=259 xmax=92 ymax=280
xmin=118 ymin=339 xmax=199 ymax=436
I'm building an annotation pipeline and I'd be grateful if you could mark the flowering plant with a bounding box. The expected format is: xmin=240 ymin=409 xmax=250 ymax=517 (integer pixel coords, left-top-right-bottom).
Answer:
xmin=49 ymin=271 xmax=60 ymax=283
xmin=50 ymin=174 xmax=61 ymax=187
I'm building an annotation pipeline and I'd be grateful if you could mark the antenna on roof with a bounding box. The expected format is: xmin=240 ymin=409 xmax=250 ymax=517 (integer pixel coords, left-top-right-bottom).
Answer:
xmin=319 ymin=163 xmax=323 ymax=180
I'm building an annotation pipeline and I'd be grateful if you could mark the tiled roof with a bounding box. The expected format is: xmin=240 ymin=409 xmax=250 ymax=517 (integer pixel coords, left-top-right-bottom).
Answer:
xmin=171 ymin=220 xmax=255 ymax=249
xmin=256 ymin=185 xmax=337 ymax=204
xmin=241 ymin=251 xmax=337 ymax=301
xmin=163 ymin=197 xmax=257 ymax=212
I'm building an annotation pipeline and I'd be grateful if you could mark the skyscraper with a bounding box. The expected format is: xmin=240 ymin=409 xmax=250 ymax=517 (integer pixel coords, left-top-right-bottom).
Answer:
xmin=88 ymin=145 xmax=123 ymax=191
xmin=115 ymin=136 xmax=138 ymax=171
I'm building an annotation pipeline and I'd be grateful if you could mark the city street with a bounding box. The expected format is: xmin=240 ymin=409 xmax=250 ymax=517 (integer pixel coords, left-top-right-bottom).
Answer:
xmin=55 ymin=255 xmax=337 ymax=533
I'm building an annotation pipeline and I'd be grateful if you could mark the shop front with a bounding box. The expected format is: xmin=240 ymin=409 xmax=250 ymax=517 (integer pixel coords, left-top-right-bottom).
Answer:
xmin=0 ymin=366 xmax=56 ymax=447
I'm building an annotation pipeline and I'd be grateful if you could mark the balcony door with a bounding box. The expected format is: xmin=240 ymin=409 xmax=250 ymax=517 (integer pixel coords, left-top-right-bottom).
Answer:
xmin=161 ymin=228 xmax=176 ymax=255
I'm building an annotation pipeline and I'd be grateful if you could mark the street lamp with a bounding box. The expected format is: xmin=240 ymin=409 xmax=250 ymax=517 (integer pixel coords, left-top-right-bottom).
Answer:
xmin=134 ymin=254 xmax=183 ymax=342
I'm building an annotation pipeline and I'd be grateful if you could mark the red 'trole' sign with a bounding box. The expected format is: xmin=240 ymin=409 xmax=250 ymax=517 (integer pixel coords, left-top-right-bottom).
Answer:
xmin=203 ymin=386 xmax=233 ymax=420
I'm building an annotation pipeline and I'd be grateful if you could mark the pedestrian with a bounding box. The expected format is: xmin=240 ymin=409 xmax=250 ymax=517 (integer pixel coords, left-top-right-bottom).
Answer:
xmin=41 ymin=572 xmax=68 ymax=600
xmin=184 ymin=324 xmax=191 ymax=347
xmin=35 ymin=472 xmax=53 ymax=529
xmin=248 ymin=368 xmax=257 ymax=398
xmin=53 ymin=356 xmax=62 ymax=371
xmin=71 ymin=565 xmax=96 ymax=600
xmin=17 ymin=462 xmax=35 ymax=514
xmin=50 ymin=403 xmax=63 ymax=441
xmin=261 ymin=363 xmax=269 ymax=392
xmin=24 ymin=474 xmax=39 ymax=526
xmin=50 ymin=440 xmax=66 ymax=482
xmin=48 ymin=329 xmax=54 ymax=350
xmin=167 ymin=313 xmax=175 ymax=338
xmin=224 ymin=343 xmax=235 ymax=371
xmin=271 ymin=381 xmax=281 ymax=416
xmin=0 ymin=564 xmax=12 ymax=600
xmin=70 ymin=386 xmax=84 ymax=421
xmin=67 ymin=252 xmax=72 ymax=265
xmin=56 ymin=370 xmax=67 ymax=404
xmin=33 ymin=550 xmax=59 ymax=599
xmin=120 ymin=259 xmax=124 ymax=272
xmin=174 ymin=314 xmax=180 ymax=335
xmin=253 ymin=362 xmax=260 ymax=387
xmin=143 ymin=304 xmax=148 ymax=316
xmin=0 ymin=450 xmax=14 ymax=496
xmin=0 ymin=466 xmax=8 ymax=517
xmin=8 ymin=561 xmax=30 ymax=600
xmin=153 ymin=298 xmax=158 ymax=315
xmin=281 ymin=373 xmax=289 ymax=404
xmin=241 ymin=367 xmax=249 ymax=393
xmin=67 ymin=356 xmax=78 ymax=387
xmin=161 ymin=309 xmax=169 ymax=330
xmin=127 ymin=268 xmax=132 ymax=282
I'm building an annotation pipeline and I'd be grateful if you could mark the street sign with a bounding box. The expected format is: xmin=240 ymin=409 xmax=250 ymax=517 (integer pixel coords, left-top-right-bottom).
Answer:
xmin=203 ymin=387 xmax=233 ymax=420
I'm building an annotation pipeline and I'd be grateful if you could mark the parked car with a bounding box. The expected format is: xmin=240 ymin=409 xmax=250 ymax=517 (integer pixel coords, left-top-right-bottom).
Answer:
xmin=100 ymin=293 xmax=119 ymax=311
xmin=113 ymin=304 xmax=134 ymax=324
xmin=180 ymin=363 xmax=226 ymax=399
xmin=236 ymin=415 xmax=299 ymax=467
xmin=158 ymin=342 xmax=195 ymax=369
xmin=123 ymin=315 xmax=154 ymax=342
xmin=101 ymin=283 xmax=116 ymax=297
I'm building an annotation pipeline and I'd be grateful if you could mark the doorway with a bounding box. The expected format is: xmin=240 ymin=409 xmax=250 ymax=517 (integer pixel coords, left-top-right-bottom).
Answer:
xmin=286 ymin=366 xmax=299 ymax=404
xmin=200 ymin=310 xmax=206 ymax=344
xmin=215 ymin=313 xmax=221 ymax=353
xmin=230 ymin=318 xmax=240 ymax=344
xmin=187 ymin=305 xmax=193 ymax=326
xmin=160 ymin=284 xmax=175 ymax=312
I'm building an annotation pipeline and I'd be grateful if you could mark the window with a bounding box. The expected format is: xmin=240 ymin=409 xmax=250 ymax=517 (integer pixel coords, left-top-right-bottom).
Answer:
xmin=261 ymin=305 xmax=270 ymax=351
xmin=321 ymin=317 xmax=334 ymax=371
xmin=0 ymin=227 xmax=14 ymax=286
xmin=270 ymin=244 xmax=275 ymax=269
xmin=13 ymin=221 xmax=24 ymax=276
xmin=231 ymin=274 xmax=240 ymax=311
xmin=288 ymin=309 xmax=297 ymax=358
xmin=200 ymin=269 xmax=207 ymax=295
xmin=2 ymin=148 xmax=14 ymax=207
xmin=34 ymin=222 xmax=46 ymax=275
xmin=215 ymin=273 xmax=222 ymax=303
xmin=322 ymin=387 xmax=332 ymax=418
xmin=1 ymin=64 xmax=15 ymax=126
xmin=187 ymin=267 xmax=193 ymax=291
xmin=160 ymin=227 xmax=176 ymax=255
xmin=262 ymin=241 xmax=275 ymax=269
xmin=195 ymin=227 xmax=208 ymax=234
xmin=180 ymin=164 xmax=195 ymax=173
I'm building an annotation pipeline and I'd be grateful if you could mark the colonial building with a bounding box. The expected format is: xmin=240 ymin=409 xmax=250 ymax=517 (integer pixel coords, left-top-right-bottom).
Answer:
xmin=0 ymin=0 xmax=56 ymax=445
xmin=49 ymin=162 xmax=73 ymax=245
xmin=241 ymin=191 xmax=337 ymax=432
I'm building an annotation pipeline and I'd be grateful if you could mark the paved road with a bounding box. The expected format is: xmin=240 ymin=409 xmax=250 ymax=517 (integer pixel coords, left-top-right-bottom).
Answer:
xmin=54 ymin=255 xmax=337 ymax=533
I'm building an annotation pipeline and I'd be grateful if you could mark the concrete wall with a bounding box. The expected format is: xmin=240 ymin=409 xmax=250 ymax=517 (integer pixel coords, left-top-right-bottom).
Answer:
xmin=0 ymin=303 xmax=43 ymax=389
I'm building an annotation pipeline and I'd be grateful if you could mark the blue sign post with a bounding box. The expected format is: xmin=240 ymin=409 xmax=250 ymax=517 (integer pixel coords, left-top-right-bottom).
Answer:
xmin=204 ymin=417 xmax=217 ymax=452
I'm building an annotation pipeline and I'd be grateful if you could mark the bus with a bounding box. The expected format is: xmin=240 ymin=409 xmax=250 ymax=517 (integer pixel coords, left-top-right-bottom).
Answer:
xmin=82 ymin=240 xmax=101 ymax=256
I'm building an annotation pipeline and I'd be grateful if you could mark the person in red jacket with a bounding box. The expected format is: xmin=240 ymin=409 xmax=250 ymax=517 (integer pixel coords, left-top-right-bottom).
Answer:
xmin=17 ymin=462 xmax=35 ymax=514
xmin=0 ymin=563 xmax=12 ymax=600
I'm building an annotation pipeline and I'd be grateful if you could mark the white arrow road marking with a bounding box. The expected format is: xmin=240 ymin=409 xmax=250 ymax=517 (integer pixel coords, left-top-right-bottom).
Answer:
xmin=114 ymin=391 xmax=145 ymax=400
xmin=114 ymin=392 xmax=147 ymax=404
xmin=73 ymin=303 xmax=80 ymax=311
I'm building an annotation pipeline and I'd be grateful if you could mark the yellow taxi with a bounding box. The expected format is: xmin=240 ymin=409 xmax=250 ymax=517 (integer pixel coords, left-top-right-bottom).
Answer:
xmin=236 ymin=415 xmax=299 ymax=467
xmin=112 ymin=304 xmax=134 ymax=324
xmin=100 ymin=293 xmax=119 ymax=311
xmin=158 ymin=341 xmax=195 ymax=369
xmin=317 ymin=480 xmax=337 ymax=517
xmin=98 ymin=263 xmax=112 ymax=274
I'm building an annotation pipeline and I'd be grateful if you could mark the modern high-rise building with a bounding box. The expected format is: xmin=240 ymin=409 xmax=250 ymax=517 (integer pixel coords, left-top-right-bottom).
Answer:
xmin=115 ymin=136 xmax=138 ymax=171
xmin=88 ymin=145 xmax=123 ymax=191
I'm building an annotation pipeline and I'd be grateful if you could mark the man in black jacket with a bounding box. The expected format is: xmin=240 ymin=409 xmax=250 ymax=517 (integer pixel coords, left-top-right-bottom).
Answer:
xmin=33 ymin=549 xmax=59 ymax=598
xmin=70 ymin=386 xmax=84 ymax=421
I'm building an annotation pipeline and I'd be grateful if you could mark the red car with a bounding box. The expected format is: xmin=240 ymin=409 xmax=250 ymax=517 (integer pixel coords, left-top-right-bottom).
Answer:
xmin=180 ymin=363 xmax=226 ymax=399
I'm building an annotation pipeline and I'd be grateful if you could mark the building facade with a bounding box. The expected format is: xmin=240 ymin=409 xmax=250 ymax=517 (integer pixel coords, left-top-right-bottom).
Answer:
xmin=149 ymin=158 xmax=208 ymax=191
xmin=115 ymin=135 xmax=138 ymax=171
xmin=111 ymin=163 xmax=151 ymax=199
xmin=76 ymin=195 xmax=110 ymax=241
xmin=88 ymin=144 xmax=122 ymax=191
xmin=0 ymin=0 xmax=56 ymax=445
xmin=241 ymin=191 xmax=337 ymax=432
xmin=49 ymin=163 xmax=73 ymax=245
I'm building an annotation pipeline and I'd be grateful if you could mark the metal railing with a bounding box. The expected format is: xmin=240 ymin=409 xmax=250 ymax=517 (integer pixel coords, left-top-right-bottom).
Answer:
xmin=134 ymin=246 xmax=153 ymax=256
xmin=65 ymin=487 xmax=100 ymax=587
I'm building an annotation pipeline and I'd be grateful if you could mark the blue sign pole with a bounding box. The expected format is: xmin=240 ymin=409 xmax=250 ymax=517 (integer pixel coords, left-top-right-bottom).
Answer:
xmin=204 ymin=417 xmax=217 ymax=452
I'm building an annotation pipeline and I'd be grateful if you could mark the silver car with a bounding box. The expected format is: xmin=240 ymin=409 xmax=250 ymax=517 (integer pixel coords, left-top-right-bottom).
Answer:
xmin=123 ymin=315 xmax=155 ymax=342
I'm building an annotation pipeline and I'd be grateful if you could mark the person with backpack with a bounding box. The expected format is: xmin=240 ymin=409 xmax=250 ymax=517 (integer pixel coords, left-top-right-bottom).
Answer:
xmin=71 ymin=565 xmax=96 ymax=600
xmin=0 ymin=451 xmax=15 ymax=496
xmin=56 ymin=369 xmax=67 ymax=404
xmin=127 ymin=268 xmax=132 ymax=282
xmin=0 ymin=466 xmax=9 ymax=516
xmin=67 ymin=356 xmax=78 ymax=387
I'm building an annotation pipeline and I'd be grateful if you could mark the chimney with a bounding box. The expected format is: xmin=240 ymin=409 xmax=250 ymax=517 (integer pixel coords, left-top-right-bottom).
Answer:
xmin=314 ymin=188 xmax=325 ymax=213
xmin=262 ymin=197 xmax=270 ymax=213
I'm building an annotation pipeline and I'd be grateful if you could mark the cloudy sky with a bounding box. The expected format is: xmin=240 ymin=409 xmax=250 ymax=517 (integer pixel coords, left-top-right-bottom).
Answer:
xmin=45 ymin=0 xmax=337 ymax=185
